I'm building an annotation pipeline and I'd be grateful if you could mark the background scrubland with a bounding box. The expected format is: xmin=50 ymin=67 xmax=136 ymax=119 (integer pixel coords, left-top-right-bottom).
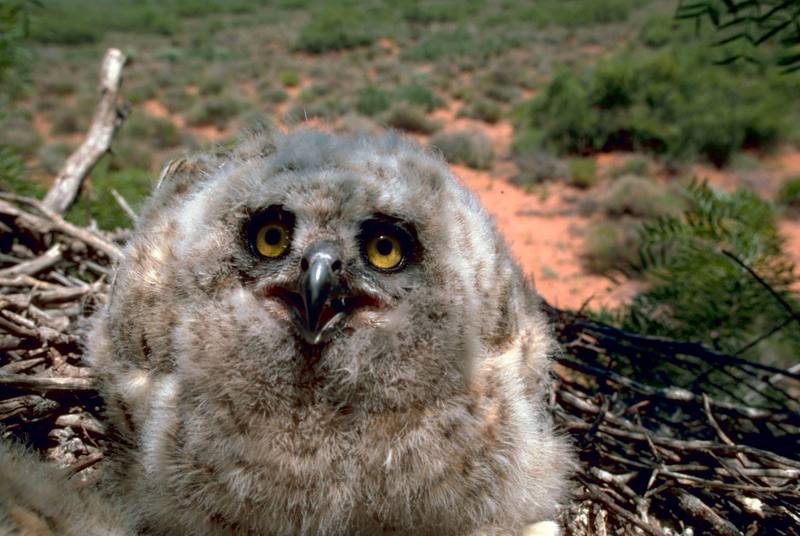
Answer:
xmin=2 ymin=0 xmax=799 ymax=372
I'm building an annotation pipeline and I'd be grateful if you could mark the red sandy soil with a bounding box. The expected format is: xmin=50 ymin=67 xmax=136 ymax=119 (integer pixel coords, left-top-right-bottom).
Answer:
xmin=453 ymin=164 xmax=641 ymax=309
xmin=423 ymin=103 xmax=641 ymax=308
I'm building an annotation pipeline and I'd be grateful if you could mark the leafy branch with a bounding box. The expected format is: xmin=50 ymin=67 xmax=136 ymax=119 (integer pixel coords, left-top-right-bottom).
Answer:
xmin=676 ymin=0 xmax=800 ymax=71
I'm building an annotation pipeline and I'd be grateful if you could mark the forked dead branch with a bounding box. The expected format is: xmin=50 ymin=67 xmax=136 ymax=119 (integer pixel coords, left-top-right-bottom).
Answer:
xmin=0 ymin=50 xmax=798 ymax=536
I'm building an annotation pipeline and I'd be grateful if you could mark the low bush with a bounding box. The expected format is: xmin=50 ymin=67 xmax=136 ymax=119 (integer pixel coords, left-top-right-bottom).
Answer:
xmin=356 ymin=86 xmax=391 ymax=117
xmin=296 ymin=6 xmax=375 ymax=53
xmin=619 ymin=181 xmax=799 ymax=362
xmin=396 ymin=83 xmax=442 ymax=112
xmin=108 ymin=140 xmax=152 ymax=171
xmin=516 ymin=46 xmax=797 ymax=165
xmin=403 ymin=28 xmax=513 ymax=61
xmin=66 ymin=167 xmax=154 ymax=230
xmin=581 ymin=218 xmax=643 ymax=276
xmin=30 ymin=1 xmax=179 ymax=45
xmin=429 ymin=130 xmax=494 ymax=170
xmin=568 ymin=158 xmax=597 ymax=189
xmin=595 ymin=175 xmax=684 ymax=219
xmin=511 ymin=150 xmax=568 ymax=188
xmin=50 ymin=107 xmax=84 ymax=136
xmin=36 ymin=142 xmax=72 ymax=175
xmin=0 ymin=112 xmax=40 ymax=157
xmin=186 ymin=96 xmax=245 ymax=128
xmin=777 ymin=176 xmax=800 ymax=215
xmin=280 ymin=70 xmax=300 ymax=87
xmin=125 ymin=82 xmax=158 ymax=105
xmin=162 ymin=87 xmax=196 ymax=114
xmin=0 ymin=146 xmax=46 ymax=198
xmin=260 ymin=86 xmax=289 ymax=105
xmin=384 ymin=103 xmax=440 ymax=134
xmin=120 ymin=113 xmax=181 ymax=148
xmin=608 ymin=155 xmax=649 ymax=178
xmin=458 ymin=98 xmax=502 ymax=124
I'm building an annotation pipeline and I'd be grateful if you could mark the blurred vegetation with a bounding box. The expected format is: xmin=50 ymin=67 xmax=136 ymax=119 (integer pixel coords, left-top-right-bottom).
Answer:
xmin=296 ymin=5 xmax=377 ymax=53
xmin=27 ymin=0 xmax=266 ymax=45
xmin=430 ymin=130 xmax=494 ymax=170
xmin=675 ymin=0 xmax=800 ymax=72
xmin=385 ymin=103 xmax=440 ymax=134
xmin=581 ymin=176 xmax=686 ymax=276
xmin=777 ymin=176 xmax=800 ymax=216
xmin=0 ymin=0 xmax=798 ymax=376
xmin=567 ymin=158 xmax=598 ymax=189
xmin=0 ymin=1 xmax=37 ymax=196
xmin=66 ymin=165 xmax=154 ymax=230
xmin=616 ymin=181 xmax=800 ymax=367
xmin=515 ymin=15 xmax=800 ymax=166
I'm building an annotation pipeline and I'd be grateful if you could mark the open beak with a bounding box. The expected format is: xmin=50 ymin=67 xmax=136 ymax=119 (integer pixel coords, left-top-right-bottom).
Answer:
xmin=262 ymin=241 xmax=385 ymax=345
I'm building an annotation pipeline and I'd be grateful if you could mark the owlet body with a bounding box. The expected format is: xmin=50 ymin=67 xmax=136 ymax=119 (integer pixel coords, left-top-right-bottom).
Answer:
xmin=89 ymin=129 xmax=572 ymax=535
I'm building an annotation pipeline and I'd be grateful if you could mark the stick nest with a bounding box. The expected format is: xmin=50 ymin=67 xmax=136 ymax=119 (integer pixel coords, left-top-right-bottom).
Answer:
xmin=1 ymin=192 xmax=798 ymax=535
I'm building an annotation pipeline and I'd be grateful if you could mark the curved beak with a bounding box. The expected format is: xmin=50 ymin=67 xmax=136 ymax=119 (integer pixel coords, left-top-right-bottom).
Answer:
xmin=304 ymin=254 xmax=334 ymax=333
xmin=298 ymin=242 xmax=344 ymax=343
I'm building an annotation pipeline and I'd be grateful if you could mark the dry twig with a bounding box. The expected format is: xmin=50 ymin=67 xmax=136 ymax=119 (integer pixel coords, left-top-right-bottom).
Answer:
xmin=42 ymin=48 xmax=127 ymax=215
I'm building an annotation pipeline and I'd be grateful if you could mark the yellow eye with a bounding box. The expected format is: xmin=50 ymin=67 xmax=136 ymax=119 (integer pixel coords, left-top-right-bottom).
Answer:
xmin=365 ymin=234 xmax=404 ymax=270
xmin=255 ymin=222 xmax=290 ymax=258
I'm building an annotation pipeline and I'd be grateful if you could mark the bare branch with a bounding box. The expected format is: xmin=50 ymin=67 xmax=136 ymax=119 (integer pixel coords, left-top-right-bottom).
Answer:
xmin=42 ymin=48 xmax=127 ymax=215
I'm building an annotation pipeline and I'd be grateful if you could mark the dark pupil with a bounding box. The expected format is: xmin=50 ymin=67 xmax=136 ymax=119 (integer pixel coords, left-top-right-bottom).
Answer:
xmin=265 ymin=227 xmax=283 ymax=245
xmin=376 ymin=237 xmax=394 ymax=256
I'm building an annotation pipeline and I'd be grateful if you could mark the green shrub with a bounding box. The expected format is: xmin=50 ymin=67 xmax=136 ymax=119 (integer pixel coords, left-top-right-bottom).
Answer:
xmin=186 ymin=96 xmax=245 ymax=128
xmin=30 ymin=1 xmax=180 ymax=44
xmin=608 ymin=155 xmax=649 ymax=178
xmin=384 ymin=104 xmax=440 ymax=134
xmin=403 ymin=28 xmax=511 ymax=61
xmin=517 ymin=46 xmax=796 ymax=165
xmin=153 ymin=46 xmax=184 ymax=63
xmin=619 ymin=181 xmax=799 ymax=363
xmin=458 ymin=98 xmax=502 ymax=124
xmin=356 ymin=86 xmax=392 ymax=117
xmin=283 ymin=98 xmax=349 ymax=124
xmin=0 ymin=0 xmax=33 ymax=101
xmin=429 ymin=130 xmax=494 ymax=170
xmin=121 ymin=113 xmax=181 ymax=148
xmin=396 ymin=83 xmax=442 ymax=112
xmin=568 ymin=157 xmax=597 ymax=189
xmin=483 ymin=84 xmax=519 ymax=104
xmin=126 ymin=82 xmax=158 ymax=104
xmin=108 ymin=140 xmax=152 ymax=171
xmin=596 ymin=175 xmax=685 ymax=219
xmin=280 ymin=69 xmax=300 ymax=87
xmin=66 ymin=167 xmax=154 ymax=230
xmin=777 ymin=176 xmax=800 ymax=214
xmin=0 ymin=112 xmax=40 ymax=157
xmin=260 ymin=86 xmax=289 ymax=105
xmin=162 ymin=86 xmax=196 ymax=114
xmin=296 ymin=6 xmax=375 ymax=53
xmin=198 ymin=73 xmax=226 ymax=96
xmin=582 ymin=219 xmax=643 ymax=276
xmin=511 ymin=150 xmax=568 ymax=188
xmin=174 ymin=0 xmax=257 ymax=17
xmin=298 ymin=84 xmax=330 ymax=104
xmin=0 ymin=146 xmax=46 ymax=198
xmin=36 ymin=142 xmax=72 ymax=175
xmin=50 ymin=107 xmax=84 ymax=135
xmin=40 ymin=78 xmax=76 ymax=96
xmin=400 ymin=0 xmax=481 ymax=24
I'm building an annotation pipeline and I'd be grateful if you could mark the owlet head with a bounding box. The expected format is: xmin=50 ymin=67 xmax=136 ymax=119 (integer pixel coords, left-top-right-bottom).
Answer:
xmin=108 ymin=129 xmax=524 ymax=410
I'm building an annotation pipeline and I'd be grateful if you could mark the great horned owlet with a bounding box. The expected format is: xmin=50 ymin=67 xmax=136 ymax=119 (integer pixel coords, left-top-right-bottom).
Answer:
xmin=88 ymin=129 xmax=573 ymax=535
